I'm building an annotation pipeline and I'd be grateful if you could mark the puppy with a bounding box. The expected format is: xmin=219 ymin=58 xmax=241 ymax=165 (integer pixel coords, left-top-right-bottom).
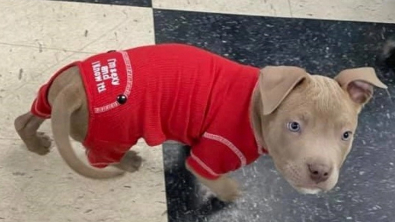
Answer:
xmin=14 ymin=43 xmax=387 ymax=202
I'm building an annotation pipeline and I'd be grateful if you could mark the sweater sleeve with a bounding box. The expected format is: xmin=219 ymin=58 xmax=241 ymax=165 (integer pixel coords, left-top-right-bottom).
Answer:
xmin=30 ymin=83 xmax=52 ymax=119
xmin=186 ymin=132 xmax=243 ymax=180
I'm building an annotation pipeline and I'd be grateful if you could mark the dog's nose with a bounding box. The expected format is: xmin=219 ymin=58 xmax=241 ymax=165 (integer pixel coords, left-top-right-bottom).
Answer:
xmin=308 ymin=163 xmax=332 ymax=183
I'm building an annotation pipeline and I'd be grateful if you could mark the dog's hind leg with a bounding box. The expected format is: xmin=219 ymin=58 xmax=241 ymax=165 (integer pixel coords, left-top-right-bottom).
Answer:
xmin=14 ymin=112 xmax=52 ymax=155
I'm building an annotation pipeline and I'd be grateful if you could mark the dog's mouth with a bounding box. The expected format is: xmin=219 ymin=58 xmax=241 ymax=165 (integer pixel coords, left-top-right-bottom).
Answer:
xmin=297 ymin=188 xmax=322 ymax=195
xmin=294 ymin=184 xmax=324 ymax=195
xmin=284 ymin=178 xmax=324 ymax=194
xmin=288 ymin=177 xmax=338 ymax=194
xmin=279 ymin=163 xmax=335 ymax=194
xmin=283 ymin=176 xmax=324 ymax=194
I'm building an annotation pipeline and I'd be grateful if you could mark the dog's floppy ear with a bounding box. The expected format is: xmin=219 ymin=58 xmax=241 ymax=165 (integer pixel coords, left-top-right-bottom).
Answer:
xmin=334 ymin=67 xmax=387 ymax=105
xmin=258 ymin=66 xmax=308 ymax=115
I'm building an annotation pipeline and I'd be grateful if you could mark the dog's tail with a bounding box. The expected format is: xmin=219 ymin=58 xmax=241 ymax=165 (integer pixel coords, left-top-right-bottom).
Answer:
xmin=51 ymin=85 xmax=125 ymax=179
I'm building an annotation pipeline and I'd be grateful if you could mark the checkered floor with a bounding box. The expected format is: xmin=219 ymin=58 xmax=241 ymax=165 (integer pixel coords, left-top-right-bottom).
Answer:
xmin=1 ymin=0 xmax=395 ymax=222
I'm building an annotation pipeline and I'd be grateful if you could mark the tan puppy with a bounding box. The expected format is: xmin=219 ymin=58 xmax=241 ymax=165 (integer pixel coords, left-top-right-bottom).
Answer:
xmin=14 ymin=47 xmax=386 ymax=202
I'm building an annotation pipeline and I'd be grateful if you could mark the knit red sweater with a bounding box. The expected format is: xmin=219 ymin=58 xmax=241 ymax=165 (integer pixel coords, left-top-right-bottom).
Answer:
xmin=31 ymin=44 xmax=267 ymax=179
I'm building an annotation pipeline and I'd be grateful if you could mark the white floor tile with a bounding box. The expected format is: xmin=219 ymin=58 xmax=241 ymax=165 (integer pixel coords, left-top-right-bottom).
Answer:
xmin=0 ymin=42 xmax=166 ymax=222
xmin=290 ymin=0 xmax=395 ymax=23
xmin=0 ymin=0 xmax=155 ymax=52
xmin=153 ymin=0 xmax=292 ymax=17
xmin=0 ymin=139 xmax=166 ymax=222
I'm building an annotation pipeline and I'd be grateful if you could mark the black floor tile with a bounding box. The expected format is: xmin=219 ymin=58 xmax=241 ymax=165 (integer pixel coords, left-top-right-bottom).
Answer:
xmin=155 ymin=9 xmax=395 ymax=222
xmin=48 ymin=0 xmax=151 ymax=7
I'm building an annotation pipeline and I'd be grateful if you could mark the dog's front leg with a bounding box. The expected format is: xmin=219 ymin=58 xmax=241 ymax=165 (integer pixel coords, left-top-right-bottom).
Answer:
xmin=185 ymin=161 xmax=240 ymax=202
xmin=14 ymin=112 xmax=52 ymax=155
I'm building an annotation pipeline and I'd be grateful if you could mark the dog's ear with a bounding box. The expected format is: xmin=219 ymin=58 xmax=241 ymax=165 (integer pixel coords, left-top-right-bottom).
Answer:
xmin=334 ymin=67 xmax=387 ymax=105
xmin=258 ymin=66 xmax=308 ymax=115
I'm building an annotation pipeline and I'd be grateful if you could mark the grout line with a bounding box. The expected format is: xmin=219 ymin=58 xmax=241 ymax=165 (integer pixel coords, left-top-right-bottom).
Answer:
xmin=0 ymin=42 xmax=96 ymax=54
xmin=287 ymin=0 xmax=293 ymax=17
xmin=45 ymin=0 xmax=152 ymax=8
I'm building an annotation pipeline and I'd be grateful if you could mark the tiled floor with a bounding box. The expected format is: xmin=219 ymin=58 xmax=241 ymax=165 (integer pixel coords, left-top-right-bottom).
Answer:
xmin=0 ymin=0 xmax=395 ymax=222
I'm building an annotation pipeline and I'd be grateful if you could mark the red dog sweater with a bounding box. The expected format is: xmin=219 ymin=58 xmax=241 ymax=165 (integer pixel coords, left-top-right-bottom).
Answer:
xmin=31 ymin=44 xmax=267 ymax=180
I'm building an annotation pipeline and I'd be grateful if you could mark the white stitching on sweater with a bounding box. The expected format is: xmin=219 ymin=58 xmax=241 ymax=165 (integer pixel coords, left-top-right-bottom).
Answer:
xmin=255 ymin=137 xmax=264 ymax=155
xmin=94 ymin=101 xmax=120 ymax=113
xmin=203 ymin=132 xmax=247 ymax=167
xmin=121 ymin=50 xmax=133 ymax=97
xmin=190 ymin=150 xmax=220 ymax=177
xmin=33 ymin=99 xmax=51 ymax=118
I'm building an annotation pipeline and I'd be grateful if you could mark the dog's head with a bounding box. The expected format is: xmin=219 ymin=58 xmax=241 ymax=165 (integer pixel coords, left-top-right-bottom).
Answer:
xmin=251 ymin=66 xmax=387 ymax=194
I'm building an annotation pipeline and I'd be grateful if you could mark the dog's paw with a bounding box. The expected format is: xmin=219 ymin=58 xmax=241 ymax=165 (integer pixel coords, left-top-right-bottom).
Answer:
xmin=201 ymin=176 xmax=241 ymax=203
xmin=217 ymin=190 xmax=240 ymax=203
xmin=25 ymin=132 xmax=52 ymax=155
xmin=215 ymin=178 xmax=241 ymax=202
xmin=118 ymin=150 xmax=143 ymax=173
xmin=198 ymin=183 xmax=216 ymax=202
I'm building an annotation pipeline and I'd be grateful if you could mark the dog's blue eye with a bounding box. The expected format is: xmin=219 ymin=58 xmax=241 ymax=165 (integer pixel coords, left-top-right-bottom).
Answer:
xmin=342 ymin=131 xmax=352 ymax=141
xmin=287 ymin=121 xmax=300 ymax=132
